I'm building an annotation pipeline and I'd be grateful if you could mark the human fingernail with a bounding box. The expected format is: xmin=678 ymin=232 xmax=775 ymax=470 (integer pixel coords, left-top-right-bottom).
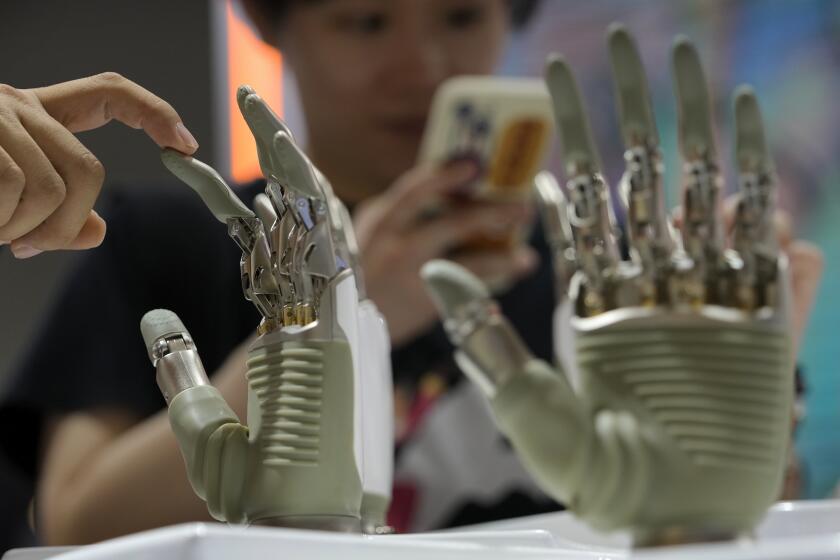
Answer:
xmin=175 ymin=122 xmax=199 ymax=152
xmin=12 ymin=245 xmax=43 ymax=259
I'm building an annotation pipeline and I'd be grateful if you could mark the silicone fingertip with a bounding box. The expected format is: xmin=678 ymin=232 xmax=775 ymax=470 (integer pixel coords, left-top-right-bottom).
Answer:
xmin=160 ymin=148 xmax=254 ymax=222
xmin=242 ymin=92 xmax=293 ymax=135
xmin=734 ymin=85 xmax=760 ymax=118
xmin=672 ymin=34 xmax=693 ymax=52
xmin=608 ymin=27 xmax=639 ymax=74
xmin=236 ymin=85 xmax=255 ymax=110
xmin=545 ymin=55 xmax=572 ymax=95
xmin=672 ymin=38 xmax=697 ymax=79
xmin=734 ymin=86 xmax=760 ymax=123
xmin=545 ymin=53 xmax=568 ymax=76
xmin=733 ymin=84 xmax=769 ymax=171
xmin=672 ymin=35 xmax=703 ymax=84
xmin=734 ymin=84 xmax=756 ymax=99
xmin=672 ymin=37 xmax=700 ymax=75
xmin=421 ymin=259 xmax=490 ymax=317
xmin=244 ymin=92 xmax=276 ymax=126
xmin=606 ymin=21 xmax=629 ymax=42
xmin=237 ymin=84 xmax=255 ymax=99
xmin=160 ymin=147 xmax=198 ymax=183
xmin=140 ymin=309 xmax=189 ymax=353
xmin=544 ymin=57 xmax=575 ymax=113
xmin=160 ymin=147 xmax=189 ymax=170
xmin=546 ymin=52 xmax=564 ymax=64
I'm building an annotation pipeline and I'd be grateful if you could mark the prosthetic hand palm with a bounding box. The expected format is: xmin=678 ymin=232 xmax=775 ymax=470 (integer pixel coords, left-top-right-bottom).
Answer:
xmin=140 ymin=86 xmax=393 ymax=533
xmin=422 ymin=27 xmax=792 ymax=546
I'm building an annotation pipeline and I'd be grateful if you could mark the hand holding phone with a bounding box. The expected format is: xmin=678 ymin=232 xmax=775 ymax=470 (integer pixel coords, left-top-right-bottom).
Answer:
xmin=418 ymin=76 xmax=553 ymax=251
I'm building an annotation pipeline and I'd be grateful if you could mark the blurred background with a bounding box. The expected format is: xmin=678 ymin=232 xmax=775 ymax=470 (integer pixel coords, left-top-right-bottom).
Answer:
xmin=0 ymin=0 xmax=837 ymax=551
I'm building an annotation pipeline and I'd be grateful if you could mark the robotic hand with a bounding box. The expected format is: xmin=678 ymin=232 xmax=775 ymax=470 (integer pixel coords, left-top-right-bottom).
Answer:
xmin=139 ymin=86 xmax=393 ymax=533
xmin=421 ymin=26 xmax=792 ymax=546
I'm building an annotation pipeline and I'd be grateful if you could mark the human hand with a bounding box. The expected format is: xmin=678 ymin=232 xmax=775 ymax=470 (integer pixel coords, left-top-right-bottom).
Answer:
xmin=353 ymin=160 xmax=537 ymax=346
xmin=0 ymin=73 xmax=198 ymax=257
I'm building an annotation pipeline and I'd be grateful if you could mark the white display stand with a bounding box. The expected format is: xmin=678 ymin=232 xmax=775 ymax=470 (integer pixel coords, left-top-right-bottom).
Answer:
xmin=6 ymin=500 xmax=840 ymax=560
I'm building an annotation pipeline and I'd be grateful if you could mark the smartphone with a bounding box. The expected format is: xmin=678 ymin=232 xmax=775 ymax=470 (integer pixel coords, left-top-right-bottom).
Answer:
xmin=418 ymin=76 xmax=554 ymax=250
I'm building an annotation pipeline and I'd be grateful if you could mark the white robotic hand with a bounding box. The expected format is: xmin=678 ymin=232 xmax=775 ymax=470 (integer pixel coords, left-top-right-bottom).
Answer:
xmin=422 ymin=25 xmax=793 ymax=547
xmin=142 ymin=86 xmax=393 ymax=533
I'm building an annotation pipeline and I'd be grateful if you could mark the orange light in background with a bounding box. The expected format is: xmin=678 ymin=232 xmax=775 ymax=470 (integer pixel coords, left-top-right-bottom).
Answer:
xmin=226 ymin=0 xmax=283 ymax=183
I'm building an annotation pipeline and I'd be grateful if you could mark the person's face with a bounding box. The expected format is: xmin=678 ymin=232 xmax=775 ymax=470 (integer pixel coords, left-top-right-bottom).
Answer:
xmin=279 ymin=0 xmax=509 ymax=198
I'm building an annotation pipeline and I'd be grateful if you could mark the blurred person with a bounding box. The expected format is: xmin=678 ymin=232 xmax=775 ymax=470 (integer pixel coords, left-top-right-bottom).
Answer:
xmin=0 ymin=0 xmax=549 ymax=547
xmin=0 ymin=0 xmax=823 ymax=549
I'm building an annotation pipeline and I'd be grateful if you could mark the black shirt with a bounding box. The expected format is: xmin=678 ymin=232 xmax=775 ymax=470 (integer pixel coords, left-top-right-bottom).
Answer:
xmin=0 ymin=179 xmax=557 ymax=547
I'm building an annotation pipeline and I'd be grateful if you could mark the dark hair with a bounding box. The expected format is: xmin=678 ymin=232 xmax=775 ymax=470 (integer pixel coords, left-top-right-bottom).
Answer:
xmin=248 ymin=0 xmax=541 ymax=31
